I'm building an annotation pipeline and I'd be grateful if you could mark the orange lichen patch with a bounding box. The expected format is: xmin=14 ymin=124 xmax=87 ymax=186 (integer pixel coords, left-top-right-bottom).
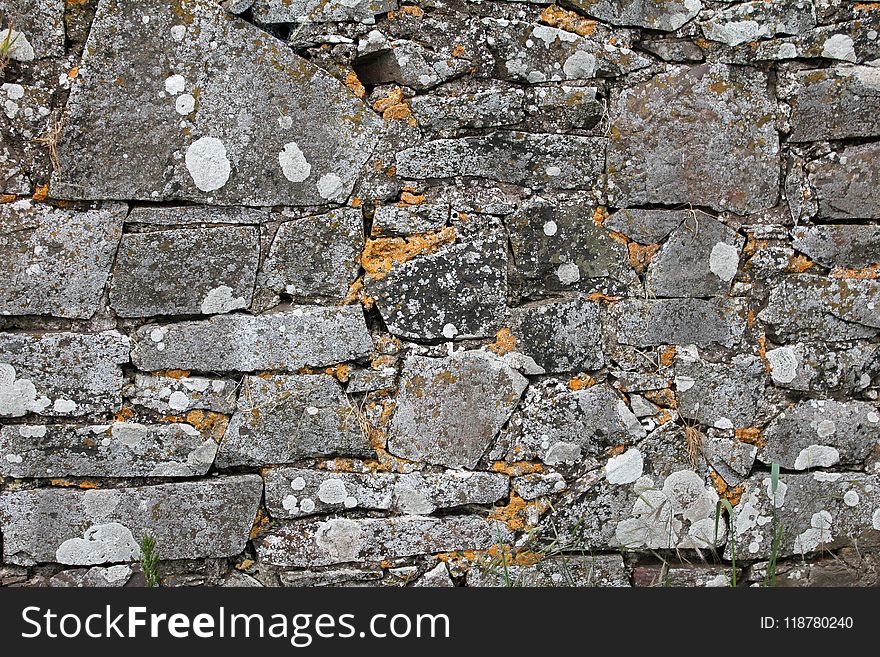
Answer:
xmin=361 ymin=226 xmax=456 ymax=280
xmin=235 ymin=559 xmax=254 ymax=571
xmin=50 ymin=479 xmax=75 ymax=487
xmin=747 ymin=308 xmax=757 ymax=328
xmin=2 ymin=193 xmax=17 ymax=203
xmin=592 ymin=206 xmax=609 ymax=226
xmin=709 ymin=80 xmax=730 ymax=95
xmin=855 ymin=2 xmax=880 ymax=10
xmin=256 ymin=371 xmax=273 ymax=380
xmin=155 ymin=369 xmax=191 ymax=380
xmin=606 ymin=443 xmax=628 ymax=457
xmin=342 ymin=278 xmax=376 ymax=309
xmin=249 ymin=506 xmax=270 ymax=540
xmin=385 ymin=164 xmax=397 ymax=177
xmin=487 ymin=327 xmax=516 ymax=356
xmin=830 ymin=264 xmax=880 ymax=280
xmin=388 ymin=5 xmax=425 ymax=18
xmin=587 ymin=292 xmax=622 ymax=305
xmin=372 ymin=87 xmax=418 ymax=126
xmin=185 ymin=410 xmax=229 ymax=442
xmin=539 ymin=5 xmax=598 ymax=36
xmin=659 ymin=345 xmax=677 ymax=367
xmin=112 ymin=406 xmax=135 ymax=423
xmin=568 ymin=374 xmax=596 ymax=390
xmin=627 ymin=242 xmax=660 ymax=274
xmin=609 ymin=230 xmax=629 ymax=247
xmin=67 ymin=66 xmax=79 ymax=79
xmin=79 ymin=480 xmax=100 ymax=489
xmin=398 ymin=186 xmax=425 ymax=206
xmin=488 ymin=493 xmax=550 ymax=532
xmin=710 ymin=470 xmax=745 ymax=507
xmin=32 ymin=184 xmax=49 ymax=201
xmin=344 ymin=71 xmax=365 ymax=98
xmin=324 ymin=363 xmax=350 ymax=383
xmin=644 ymin=387 xmax=676 ymax=408
xmin=742 ymin=234 xmax=768 ymax=256
xmin=756 ymin=335 xmax=772 ymax=373
xmin=351 ymin=196 xmax=362 ymax=208
xmin=785 ymin=254 xmax=814 ymax=273
xmin=734 ymin=427 xmax=766 ymax=448
xmin=655 ymin=409 xmax=675 ymax=426
xmin=451 ymin=44 xmax=466 ymax=58
xmin=491 ymin=460 xmax=543 ymax=476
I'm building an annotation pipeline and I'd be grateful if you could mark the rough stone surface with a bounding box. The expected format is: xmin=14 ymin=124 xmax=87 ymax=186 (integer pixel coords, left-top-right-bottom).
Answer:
xmin=0 ymin=202 xmax=124 ymax=319
xmin=124 ymin=373 xmax=237 ymax=415
xmin=0 ymin=331 xmax=129 ymax=418
xmin=807 ymin=143 xmax=880 ymax=220
xmin=0 ymin=476 xmax=262 ymax=565
xmin=607 ymin=64 xmax=779 ymax=214
xmin=613 ymin=298 xmax=747 ymax=348
xmin=566 ymin=0 xmax=701 ymax=32
xmin=110 ymin=226 xmax=260 ymax=317
xmin=674 ymin=354 xmax=765 ymax=429
xmin=131 ymin=306 xmax=373 ymax=372
xmin=51 ymin=0 xmax=381 ymax=205
xmin=788 ymin=66 xmax=880 ymax=142
xmin=388 ymin=351 xmax=527 ymax=468
xmin=218 ymin=374 xmax=371 ymax=466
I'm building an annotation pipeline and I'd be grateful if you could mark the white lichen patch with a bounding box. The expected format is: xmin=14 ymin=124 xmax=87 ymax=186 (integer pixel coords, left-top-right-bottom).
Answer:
xmin=53 ymin=398 xmax=77 ymax=413
xmin=708 ymin=241 xmax=739 ymax=282
xmin=556 ymin=261 xmax=580 ymax=285
xmin=200 ymin=285 xmax=246 ymax=315
xmin=279 ymin=142 xmax=311 ymax=183
xmin=822 ymin=34 xmax=857 ymax=62
xmin=766 ymin=346 xmax=799 ymax=384
xmin=18 ymin=425 xmax=47 ymax=438
xmin=315 ymin=518 xmax=364 ymax=562
xmin=605 ymin=448 xmax=643 ymax=485
xmin=794 ymin=444 xmax=840 ymax=470
xmin=175 ymin=93 xmax=195 ymax=115
xmin=317 ymin=478 xmax=349 ymax=505
xmin=55 ymin=523 xmax=139 ymax=566
xmin=873 ymin=508 xmax=880 ymax=531
xmin=542 ymin=220 xmax=558 ymax=237
xmin=793 ymin=510 xmax=834 ymax=555
xmin=562 ymin=50 xmax=597 ymax=79
xmin=316 ymin=173 xmax=345 ymax=201
xmin=843 ymin=490 xmax=860 ymax=507
xmin=0 ymin=364 xmax=50 ymax=417
xmin=168 ymin=390 xmax=189 ymax=411
xmin=185 ymin=137 xmax=232 ymax=192
xmin=164 ymin=74 xmax=186 ymax=95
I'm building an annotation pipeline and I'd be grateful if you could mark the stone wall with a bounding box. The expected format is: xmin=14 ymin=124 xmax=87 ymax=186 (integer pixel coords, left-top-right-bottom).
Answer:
xmin=1 ymin=0 xmax=879 ymax=587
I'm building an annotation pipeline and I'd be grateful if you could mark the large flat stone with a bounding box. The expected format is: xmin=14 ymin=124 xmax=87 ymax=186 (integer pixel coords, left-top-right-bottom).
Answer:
xmin=256 ymin=515 xmax=496 ymax=567
xmin=758 ymin=400 xmax=880 ymax=470
xmin=126 ymin=205 xmax=271 ymax=226
xmin=468 ymin=554 xmax=630 ymax=587
xmin=808 ymin=143 xmax=880 ymax=220
xmin=260 ymin=209 xmax=363 ymax=302
xmin=0 ymin=421 xmax=218 ymax=477
xmin=395 ymin=132 xmax=605 ymax=190
xmin=699 ymin=1 xmax=815 ymax=47
xmin=0 ymin=201 xmax=124 ymax=319
xmin=729 ymin=472 xmax=880 ymax=560
xmin=51 ymin=0 xmax=381 ymax=206
xmin=563 ymin=0 xmax=702 ymax=31
xmin=674 ymin=354 xmax=765 ymax=429
xmin=388 ymin=351 xmax=527 ymax=469
xmin=131 ymin=306 xmax=373 ymax=372
xmin=252 ymin=0 xmax=396 ymax=23
xmin=110 ymin=226 xmax=260 ymax=317
xmin=217 ymin=374 xmax=371 ymax=466
xmin=0 ymin=331 xmax=129 ymax=418
xmin=607 ymin=64 xmax=779 ymax=214
xmin=759 ymin=275 xmax=880 ymax=343
xmin=788 ymin=66 xmax=880 ymax=142
xmin=791 ymin=224 xmax=880 ymax=267
xmin=613 ymin=298 xmax=747 ymax=348
xmin=125 ymin=373 xmax=237 ymax=415
xmin=0 ymin=475 xmax=262 ymax=565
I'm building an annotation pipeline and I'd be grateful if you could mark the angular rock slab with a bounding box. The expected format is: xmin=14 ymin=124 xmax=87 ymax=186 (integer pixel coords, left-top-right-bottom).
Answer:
xmin=788 ymin=66 xmax=880 ymax=142
xmin=607 ymin=64 xmax=779 ymax=214
xmin=0 ymin=331 xmax=130 ymax=418
xmin=613 ymin=297 xmax=747 ymax=348
xmin=505 ymin=296 xmax=605 ymax=374
xmin=563 ymin=0 xmax=702 ymax=32
xmin=808 ymin=143 xmax=880 ymax=220
xmin=110 ymin=226 xmax=260 ymax=317
xmin=51 ymin=0 xmax=381 ymax=206
xmin=125 ymin=373 xmax=237 ymax=415
xmin=369 ymin=234 xmax=507 ymax=341
xmin=395 ymin=132 xmax=605 ymax=190
xmin=0 ymin=475 xmax=262 ymax=565
xmin=758 ymin=400 xmax=880 ymax=470
xmin=729 ymin=472 xmax=880 ymax=560
xmin=132 ymin=306 xmax=373 ymax=372
xmin=759 ymin=275 xmax=880 ymax=343
xmin=604 ymin=208 xmax=688 ymax=245
xmin=217 ymin=374 xmax=371 ymax=466
xmin=256 ymin=515 xmax=496 ymax=567
xmin=646 ymin=214 xmax=744 ymax=298
xmin=0 ymin=0 xmax=66 ymax=59
xmin=260 ymin=209 xmax=363 ymax=301
xmin=126 ymin=205 xmax=271 ymax=226
xmin=502 ymin=382 xmax=646 ymax=466
xmin=699 ymin=0 xmax=815 ymax=47
xmin=508 ymin=195 xmax=637 ymax=297
xmin=252 ymin=0 xmax=396 ymax=24
xmin=0 ymin=422 xmax=218 ymax=478
xmin=263 ymin=467 xmax=508 ymax=518
xmin=468 ymin=554 xmax=630 ymax=587
xmin=791 ymin=224 xmax=880 ymax=269
xmin=0 ymin=201 xmax=124 ymax=319
xmin=764 ymin=342 xmax=877 ymax=393
xmin=674 ymin=355 xmax=765 ymax=429
xmin=388 ymin=351 xmax=527 ymax=469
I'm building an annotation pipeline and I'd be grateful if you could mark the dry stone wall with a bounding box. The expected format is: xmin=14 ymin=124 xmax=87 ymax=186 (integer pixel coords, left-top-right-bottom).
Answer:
xmin=1 ymin=0 xmax=879 ymax=587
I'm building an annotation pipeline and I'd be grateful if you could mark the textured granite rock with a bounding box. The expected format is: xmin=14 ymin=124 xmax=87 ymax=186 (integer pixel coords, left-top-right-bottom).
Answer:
xmin=0 ymin=421 xmax=218 ymax=477
xmin=564 ymin=0 xmax=701 ymax=32
xmin=788 ymin=66 xmax=880 ymax=141
xmin=807 ymin=143 xmax=880 ymax=220
xmin=0 ymin=202 xmax=124 ymax=319
xmin=0 ymin=0 xmax=65 ymax=59
xmin=51 ymin=0 xmax=381 ymax=206
xmin=468 ymin=554 xmax=630 ymax=587
xmin=0 ymin=476 xmax=262 ymax=565
xmin=674 ymin=354 xmax=765 ymax=429
xmin=388 ymin=351 xmax=527 ymax=468
xmin=791 ymin=225 xmax=880 ymax=267
xmin=607 ymin=64 xmax=779 ymax=214
xmin=131 ymin=306 xmax=373 ymax=372
xmin=218 ymin=373 xmax=371 ymax=466
xmin=124 ymin=373 xmax=237 ymax=415
xmin=0 ymin=331 xmax=129 ymax=418
xmin=110 ymin=226 xmax=260 ymax=317
xmin=613 ymin=298 xmax=747 ymax=348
